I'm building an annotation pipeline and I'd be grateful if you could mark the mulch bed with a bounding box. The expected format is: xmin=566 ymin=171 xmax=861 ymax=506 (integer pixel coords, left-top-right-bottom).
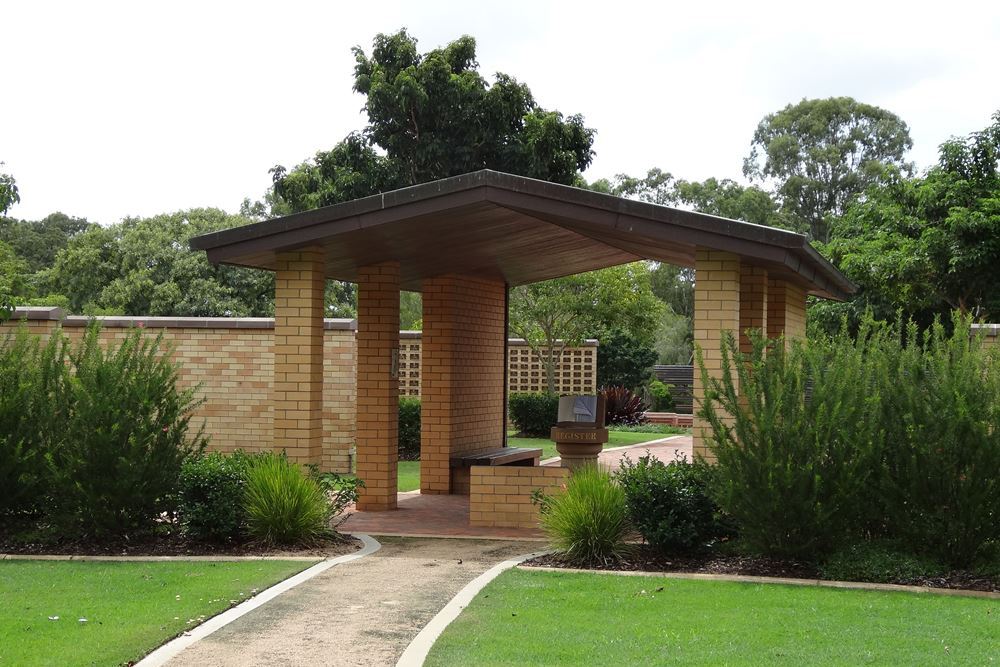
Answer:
xmin=522 ymin=546 xmax=1000 ymax=593
xmin=0 ymin=531 xmax=362 ymax=558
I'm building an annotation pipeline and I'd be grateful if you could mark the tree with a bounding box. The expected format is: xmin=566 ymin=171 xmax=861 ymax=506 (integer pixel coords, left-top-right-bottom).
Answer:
xmin=820 ymin=110 xmax=1000 ymax=327
xmin=509 ymin=263 xmax=664 ymax=392
xmin=272 ymin=30 xmax=595 ymax=213
xmin=0 ymin=212 xmax=92 ymax=273
xmin=0 ymin=241 xmax=28 ymax=319
xmin=744 ymin=97 xmax=914 ymax=242
xmin=0 ymin=163 xmax=18 ymax=215
xmin=53 ymin=209 xmax=275 ymax=316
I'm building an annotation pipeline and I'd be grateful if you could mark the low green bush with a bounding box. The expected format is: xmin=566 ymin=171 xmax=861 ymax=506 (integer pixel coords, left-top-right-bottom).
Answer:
xmin=398 ymin=397 xmax=421 ymax=460
xmin=608 ymin=423 xmax=687 ymax=434
xmin=311 ymin=469 xmax=365 ymax=519
xmin=820 ymin=543 xmax=946 ymax=584
xmin=508 ymin=392 xmax=559 ymax=437
xmin=243 ymin=453 xmax=331 ymax=545
xmin=178 ymin=452 xmax=257 ymax=542
xmin=538 ymin=465 xmax=632 ymax=566
xmin=46 ymin=325 xmax=206 ymax=538
xmin=646 ymin=379 xmax=675 ymax=412
xmin=616 ymin=454 xmax=724 ymax=553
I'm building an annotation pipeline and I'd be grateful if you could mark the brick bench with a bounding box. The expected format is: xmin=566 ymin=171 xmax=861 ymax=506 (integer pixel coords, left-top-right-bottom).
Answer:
xmin=449 ymin=447 xmax=542 ymax=495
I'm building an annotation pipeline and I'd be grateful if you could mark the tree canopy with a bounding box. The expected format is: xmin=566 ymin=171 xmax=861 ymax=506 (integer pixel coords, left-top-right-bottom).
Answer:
xmin=0 ymin=164 xmax=18 ymax=216
xmin=744 ymin=97 xmax=914 ymax=242
xmin=818 ymin=111 xmax=1000 ymax=328
xmin=271 ymin=30 xmax=595 ymax=213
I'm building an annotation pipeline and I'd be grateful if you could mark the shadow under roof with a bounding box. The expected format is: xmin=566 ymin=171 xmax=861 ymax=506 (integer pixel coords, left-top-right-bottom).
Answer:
xmin=191 ymin=170 xmax=854 ymax=299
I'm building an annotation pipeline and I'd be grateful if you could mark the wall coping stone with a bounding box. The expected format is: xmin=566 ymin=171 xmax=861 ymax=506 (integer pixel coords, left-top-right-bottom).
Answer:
xmin=8 ymin=308 xmax=357 ymax=330
xmin=972 ymin=323 xmax=1000 ymax=337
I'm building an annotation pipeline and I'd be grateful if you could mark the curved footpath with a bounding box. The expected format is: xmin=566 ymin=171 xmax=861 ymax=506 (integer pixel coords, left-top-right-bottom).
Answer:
xmin=161 ymin=537 xmax=530 ymax=667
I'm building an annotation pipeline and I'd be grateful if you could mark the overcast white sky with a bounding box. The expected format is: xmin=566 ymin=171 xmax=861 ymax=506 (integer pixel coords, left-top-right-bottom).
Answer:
xmin=4 ymin=0 xmax=998 ymax=223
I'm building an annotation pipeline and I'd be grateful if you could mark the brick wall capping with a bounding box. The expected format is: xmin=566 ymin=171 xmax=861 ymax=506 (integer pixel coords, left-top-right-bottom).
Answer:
xmin=8 ymin=308 xmax=357 ymax=330
xmin=972 ymin=323 xmax=1000 ymax=338
xmin=507 ymin=337 xmax=598 ymax=347
xmin=190 ymin=170 xmax=855 ymax=300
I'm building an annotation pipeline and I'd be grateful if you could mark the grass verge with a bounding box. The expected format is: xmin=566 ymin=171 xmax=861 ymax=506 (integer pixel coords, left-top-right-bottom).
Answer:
xmin=425 ymin=569 xmax=999 ymax=665
xmin=398 ymin=460 xmax=421 ymax=492
xmin=0 ymin=559 xmax=315 ymax=666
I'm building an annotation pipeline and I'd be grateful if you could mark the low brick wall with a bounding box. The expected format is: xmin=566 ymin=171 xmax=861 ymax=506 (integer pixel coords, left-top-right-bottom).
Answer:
xmin=469 ymin=466 xmax=568 ymax=529
xmin=973 ymin=323 xmax=999 ymax=347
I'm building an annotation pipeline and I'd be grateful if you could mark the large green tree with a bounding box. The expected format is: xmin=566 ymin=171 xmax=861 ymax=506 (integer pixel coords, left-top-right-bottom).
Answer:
xmin=817 ymin=111 xmax=1000 ymax=328
xmin=509 ymin=263 xmax=664 ymax=392
xmin=0 ymin=163 xmax=18 ymax=215
xmin=0 ymin=212 xmax=91 ymax=273
xmin=744 ymin=97 xmax=914 ymax=242
xmin=52 ymin=209 xmax=275 ymax=316
xmin=271 ymin=30 xmax=595 ymax=213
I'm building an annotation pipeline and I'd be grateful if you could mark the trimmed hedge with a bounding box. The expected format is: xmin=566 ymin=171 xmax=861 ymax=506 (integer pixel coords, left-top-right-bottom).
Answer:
xmin=398 ymin=397 xmax=421 ymax=460
xmin=508 ymin=392 xmax=559 ymax=437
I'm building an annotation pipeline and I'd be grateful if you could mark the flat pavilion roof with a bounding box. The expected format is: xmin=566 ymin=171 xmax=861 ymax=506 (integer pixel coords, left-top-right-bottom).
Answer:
xmin=191 ymin=170 xmax=854 ymax=300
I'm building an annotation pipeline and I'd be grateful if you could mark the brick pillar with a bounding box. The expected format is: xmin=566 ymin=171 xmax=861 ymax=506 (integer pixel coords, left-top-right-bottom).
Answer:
xmin=692 ymin=249 xmax=741 ymax=462
xmin=356 ymin=262 xmax=401 ymax=511
xmin=739 ymin=264 xmax=768 ymax=354
xmin=273 ymin=247 xmax=325 ymax=465
xmin=421 ymin=275 xmax=506 ymax=495
xmin=767 ymin=278 xmax=808 ymax=347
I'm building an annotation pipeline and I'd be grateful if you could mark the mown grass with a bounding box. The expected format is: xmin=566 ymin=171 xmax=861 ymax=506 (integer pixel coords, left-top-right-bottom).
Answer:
xmin=0 ymin=559 xmax=315 ymax=666
xmin=396 ymin=430 xmax=683 ymax=491
xmin=425 ymin=569 xmax=999 ymax=666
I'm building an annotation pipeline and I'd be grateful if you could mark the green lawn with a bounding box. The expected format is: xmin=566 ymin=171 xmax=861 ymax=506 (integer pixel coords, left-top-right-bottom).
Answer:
xmin=396 ymin=429 xmax=682 ymax=492
xmin=0 ymin=559 xmax=315 ymax=666
xmin=425 ymin=569 xmax=999 ymax=666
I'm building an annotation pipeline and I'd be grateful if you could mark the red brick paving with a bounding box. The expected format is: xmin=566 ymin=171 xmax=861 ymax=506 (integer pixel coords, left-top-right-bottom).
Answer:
xmin=338 ymin=436 xmax=693 ymax=540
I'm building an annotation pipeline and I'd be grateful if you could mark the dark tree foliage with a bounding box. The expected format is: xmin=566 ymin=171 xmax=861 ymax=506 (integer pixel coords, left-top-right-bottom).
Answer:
xmin=597 ymin=329 xmax=657 ymax=390
xmin=816 ymin=110 xmax=1000 ymax=331
xmin=744 ymin=97 xmax=914 ymax=242
xmin=0 ymin=212 xmax=92 ymax=273
xmin=272 ymin=30 xmax=595 ymax=213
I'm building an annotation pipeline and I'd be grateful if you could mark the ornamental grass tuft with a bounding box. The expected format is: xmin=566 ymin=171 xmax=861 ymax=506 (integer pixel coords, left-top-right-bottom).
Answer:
xmin=243 ymin=453 xmax=331 ymax=545
xmin=539 ymin=465 xmax=632 ymax=566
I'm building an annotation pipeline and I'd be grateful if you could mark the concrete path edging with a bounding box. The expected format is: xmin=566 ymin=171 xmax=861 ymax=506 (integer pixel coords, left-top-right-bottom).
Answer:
xmin=539 ymin=434 xmax=687 ymax=466
xmin=136 ymin=534 xmax=382 ymax=667
xmin=520 ymin=565 xmax=1000 ymax=600
xmin=395 ymin=549 xmax=548 ymax=666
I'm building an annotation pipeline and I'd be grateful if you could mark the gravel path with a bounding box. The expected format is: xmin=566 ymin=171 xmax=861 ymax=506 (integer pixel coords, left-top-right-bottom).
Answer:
xmin=166 ymin=537 xmax=530 ymax=667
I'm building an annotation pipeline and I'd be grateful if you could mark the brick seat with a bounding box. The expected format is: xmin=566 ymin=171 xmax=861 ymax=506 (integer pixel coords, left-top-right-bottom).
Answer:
xmin=449 ymin=447 xmax=542 ymax=495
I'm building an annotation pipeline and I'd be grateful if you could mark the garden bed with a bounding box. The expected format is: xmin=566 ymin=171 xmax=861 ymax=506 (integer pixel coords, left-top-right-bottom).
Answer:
xmin=0 ymin=530 xmax=362 ymax=559
xmin=522 ymin=546 xmax=1000 ymax=593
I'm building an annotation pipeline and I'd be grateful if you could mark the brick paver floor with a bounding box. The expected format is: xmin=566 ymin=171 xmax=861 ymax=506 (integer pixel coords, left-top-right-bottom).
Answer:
xmin=338 ymin=436 xmax=693 ymax=540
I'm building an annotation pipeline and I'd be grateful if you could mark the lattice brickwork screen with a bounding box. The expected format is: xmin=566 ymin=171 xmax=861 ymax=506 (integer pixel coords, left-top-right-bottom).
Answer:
xmin=398 ymin=337 xmax=422 ymax=396
xmin=397 ymin=336 xmax=597 ymax=396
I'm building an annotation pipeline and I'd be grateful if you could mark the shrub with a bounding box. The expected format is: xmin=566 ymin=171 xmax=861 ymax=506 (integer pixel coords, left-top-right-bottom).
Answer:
xmin=876 ymin=317 xmax=1000 ymax=566
xmin=538 ymin=465 xmax=632 ymax=566
xmin=698 ymin=329 xmax=885 ymax=559
xmin=600 ymin=386 xmax=648 ymax=426
xmin=596 ymin=329 xmax=657 ymax=389
xmin=311 ymin=469 xmax=365 ymax=519
xmin=820 ymin=543 xmax=946 ymax=584
xmin=616 ymin=454 xmax=724 ymax=553
xmin=646 ymin=379 xmax=675 ymax=412
xmin=0 ymin=329 xmax=70 ymax=523
xmin=398 ymin=397 xmax=421 ymax=460
xmin=45 ymin=325 xmax=206 ymax=538
xmin=607 ymin=423 xmax=686 ymax=435
xmin=243 ymin=453 xmax=331 ymax=545
xmin=508 ymin=392 xmax=559 ymax=437
xmin=178 ymin=452 xmax=257 ymax=542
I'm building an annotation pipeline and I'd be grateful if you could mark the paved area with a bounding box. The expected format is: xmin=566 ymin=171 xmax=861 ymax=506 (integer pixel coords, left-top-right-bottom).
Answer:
xmin=340 ymin=436 xmax=693 ymax=540
xmin=167 ymin=537 xmax=531 ymax=667
xmin=339 ymin=493 xmax=544 ymax=540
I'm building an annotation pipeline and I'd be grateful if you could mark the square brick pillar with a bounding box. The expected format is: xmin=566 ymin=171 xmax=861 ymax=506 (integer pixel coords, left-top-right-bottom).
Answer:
xmin=739 ymin=264 xmax=769 ymax=354
xmin=420 ymin=275 xmax=506 ymax=495
xmin=767 ymin=278 xmax=808 ymax=347
xmin=356 ymin=262 xmax=401 ymax=511
xmin=273 ymin=247 xmax=325 ymax=466
xmin=692 ymin=249 xmax=741 ymax=462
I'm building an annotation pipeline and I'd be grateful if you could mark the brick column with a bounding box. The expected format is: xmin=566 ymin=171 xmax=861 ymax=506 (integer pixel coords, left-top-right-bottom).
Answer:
xmin=692 ymin=249 xmax=741 ymax=462
xmin=739 ymin=264 xmax=768 ymax=354
xmin=767 ymin=278 xmax=808 ymax=347
xmin=421 ymin=275 xmax=506 ymax=495
xmin=273 ymin=247 xmax=325 ymax=465
xmin=356 ymin=262 xmax=400 ymax=511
